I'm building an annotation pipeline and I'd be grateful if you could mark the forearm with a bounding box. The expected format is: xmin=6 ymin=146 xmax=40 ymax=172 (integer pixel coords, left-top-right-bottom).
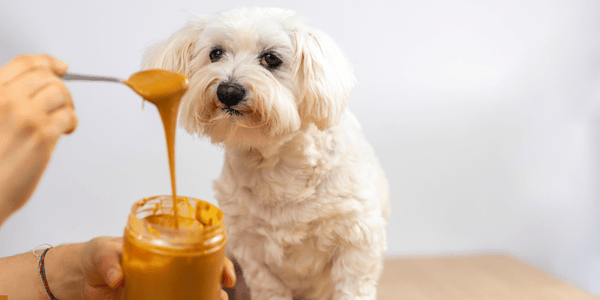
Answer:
xmin=0 ymin=249 xmax=45 ymax=299
xmin=0 ymin=243 xmax=85 ymax=300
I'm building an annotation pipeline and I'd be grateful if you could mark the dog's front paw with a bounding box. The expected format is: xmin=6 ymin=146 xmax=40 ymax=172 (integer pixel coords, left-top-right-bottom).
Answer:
xmin=330 ymin=247 xmax=383 ymax=300
xmin=237 ymin=259 xmax=292 ymax=300
xmin=249 ymin=285 xmax=293 ymax=300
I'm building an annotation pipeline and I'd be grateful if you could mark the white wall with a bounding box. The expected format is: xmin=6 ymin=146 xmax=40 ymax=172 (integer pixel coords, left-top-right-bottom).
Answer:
xmin=1 ymin=0 xmax=599 ymax=295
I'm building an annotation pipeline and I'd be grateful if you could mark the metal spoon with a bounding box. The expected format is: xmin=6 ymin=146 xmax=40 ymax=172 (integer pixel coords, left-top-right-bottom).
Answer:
xmin=62 ymin=71 xmax=189 ymax=103
xmin=62 ymin=73 xmax=123 ymax=83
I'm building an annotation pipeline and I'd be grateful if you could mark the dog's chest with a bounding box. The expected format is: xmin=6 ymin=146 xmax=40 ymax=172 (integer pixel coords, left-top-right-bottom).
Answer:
xmin=224 ymin=143 xmax=331 ymax=208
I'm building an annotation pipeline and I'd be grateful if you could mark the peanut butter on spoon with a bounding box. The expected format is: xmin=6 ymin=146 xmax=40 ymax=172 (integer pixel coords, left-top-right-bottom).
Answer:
xmin=124 ymin=70 xmax=189 ymax=103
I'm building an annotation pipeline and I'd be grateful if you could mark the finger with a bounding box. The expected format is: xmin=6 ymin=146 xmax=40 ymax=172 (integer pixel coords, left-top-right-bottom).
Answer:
xmin=221 ymin=257 xmax=236 ymax=288
xmin=0 ymin=54 xmax=68 ymax=83
xmin=48 ymin=106 xmax=78 ymax=135
xmin=31 ymin=81 xmax=73 ymax=114
xmin=7 ymin=68 xmax=63 ymax=98
xmin=220 ymin=289 xmax=229 ymax=300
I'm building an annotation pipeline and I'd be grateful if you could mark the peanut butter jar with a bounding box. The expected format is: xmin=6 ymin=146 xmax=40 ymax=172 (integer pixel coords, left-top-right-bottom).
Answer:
xmin=121 ymin=195 xmax=226 ymax=300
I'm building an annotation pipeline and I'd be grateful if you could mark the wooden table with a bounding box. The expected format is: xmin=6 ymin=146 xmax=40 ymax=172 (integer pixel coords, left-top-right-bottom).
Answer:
xmin=379 ymin=253 xmax=599 ymax=300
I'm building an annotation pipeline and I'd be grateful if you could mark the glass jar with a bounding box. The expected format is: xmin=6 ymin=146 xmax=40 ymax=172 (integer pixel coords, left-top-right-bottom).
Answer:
xmin=121 ymin=195 xmax=226 ymax=300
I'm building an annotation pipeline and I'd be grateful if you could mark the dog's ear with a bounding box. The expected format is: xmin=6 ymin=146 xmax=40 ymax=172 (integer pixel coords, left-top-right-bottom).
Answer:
xmin=142 ymin=18 xmax=206 ymax=76
xmin=292 ymin=27 xmax=356 ymax=130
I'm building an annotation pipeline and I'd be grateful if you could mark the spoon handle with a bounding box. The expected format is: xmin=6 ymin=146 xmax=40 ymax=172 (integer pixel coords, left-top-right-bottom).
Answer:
xmin=62 ymin=73 xmax=123 ymax=83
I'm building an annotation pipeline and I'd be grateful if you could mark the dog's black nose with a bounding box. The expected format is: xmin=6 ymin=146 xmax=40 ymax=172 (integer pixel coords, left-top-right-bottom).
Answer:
xmin=217 ymin=82 xmax=246 ymax=107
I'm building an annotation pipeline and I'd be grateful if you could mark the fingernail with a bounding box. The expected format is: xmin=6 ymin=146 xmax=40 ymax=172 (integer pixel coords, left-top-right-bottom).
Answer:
xmin=226 ymin=260 xmax=235 ymax=277
xmin=224 ymin=260 xmax=236 ymax=287
xmin=107 ymin=268 xmax=123 ymax=289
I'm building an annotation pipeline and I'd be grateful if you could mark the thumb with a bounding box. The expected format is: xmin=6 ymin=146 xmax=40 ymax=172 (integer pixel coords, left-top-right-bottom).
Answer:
xmin=98 ymin=254 xmax=123 ymax=289
xmin=84 ymin=237 xmax=124 ymax=289
xmin=46 ymin=55 xmax=69 ymax=76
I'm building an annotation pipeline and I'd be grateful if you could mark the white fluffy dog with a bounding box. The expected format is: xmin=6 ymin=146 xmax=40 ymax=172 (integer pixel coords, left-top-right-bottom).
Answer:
xmin=142 ymin=8 xmax=390 ymax=300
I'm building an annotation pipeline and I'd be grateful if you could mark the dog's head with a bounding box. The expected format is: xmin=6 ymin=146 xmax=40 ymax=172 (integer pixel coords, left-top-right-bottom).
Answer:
xmin=143 ymin=8 xmax=355 ymax=149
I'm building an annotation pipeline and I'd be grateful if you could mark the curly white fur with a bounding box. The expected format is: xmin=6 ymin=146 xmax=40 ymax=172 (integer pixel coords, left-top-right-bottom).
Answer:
xmin=143 ymin=7 xmax=390 ymax=300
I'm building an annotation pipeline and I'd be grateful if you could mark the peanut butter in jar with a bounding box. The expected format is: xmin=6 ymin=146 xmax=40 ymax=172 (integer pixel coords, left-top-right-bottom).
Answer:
xmin=121 ymin=195 xmax=226 ymax=300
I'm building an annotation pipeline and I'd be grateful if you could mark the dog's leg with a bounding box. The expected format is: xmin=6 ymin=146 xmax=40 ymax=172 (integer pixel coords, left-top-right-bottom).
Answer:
xmin=235 ymin=255 xmax=293 ymax=300
xmin=330 ymin=247 xmax=384 ymax=300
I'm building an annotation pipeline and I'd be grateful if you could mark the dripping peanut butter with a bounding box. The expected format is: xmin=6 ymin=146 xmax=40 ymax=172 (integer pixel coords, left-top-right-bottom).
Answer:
xmin=124 ymin=69 xmax=188 ymax=228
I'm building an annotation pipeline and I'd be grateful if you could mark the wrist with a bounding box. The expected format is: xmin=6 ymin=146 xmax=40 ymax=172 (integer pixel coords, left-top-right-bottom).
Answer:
xmin=0 ymin=188 xmax=14 ymax=226
xmin=44 ymin=243 xmax=86 ymax=300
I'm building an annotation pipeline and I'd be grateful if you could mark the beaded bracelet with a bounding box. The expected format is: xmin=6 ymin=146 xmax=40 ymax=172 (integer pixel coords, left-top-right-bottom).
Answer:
xmin=33 ymin=244 xmax=59 ymax=300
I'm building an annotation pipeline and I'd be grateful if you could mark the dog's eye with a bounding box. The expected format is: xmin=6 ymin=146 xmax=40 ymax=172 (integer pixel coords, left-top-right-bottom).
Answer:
xmin=260 ymin=53 xmax=282 ymax=70
xmin=210 ymin=49 xmax=225 ymax=62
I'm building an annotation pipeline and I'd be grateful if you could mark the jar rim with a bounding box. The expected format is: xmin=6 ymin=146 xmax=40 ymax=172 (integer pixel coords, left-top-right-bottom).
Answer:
xmin=125 ymin=195 xmax=226 ymax=251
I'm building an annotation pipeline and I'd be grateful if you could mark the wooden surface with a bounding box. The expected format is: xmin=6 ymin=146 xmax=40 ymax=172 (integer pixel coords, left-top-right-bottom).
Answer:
xmin=378 ymin=254 xmax=599 ymax=300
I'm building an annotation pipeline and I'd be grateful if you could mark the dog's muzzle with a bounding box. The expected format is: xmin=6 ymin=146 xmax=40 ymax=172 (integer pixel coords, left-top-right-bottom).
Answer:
xmin=217 ymin=82 xmax=246 ymax=107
